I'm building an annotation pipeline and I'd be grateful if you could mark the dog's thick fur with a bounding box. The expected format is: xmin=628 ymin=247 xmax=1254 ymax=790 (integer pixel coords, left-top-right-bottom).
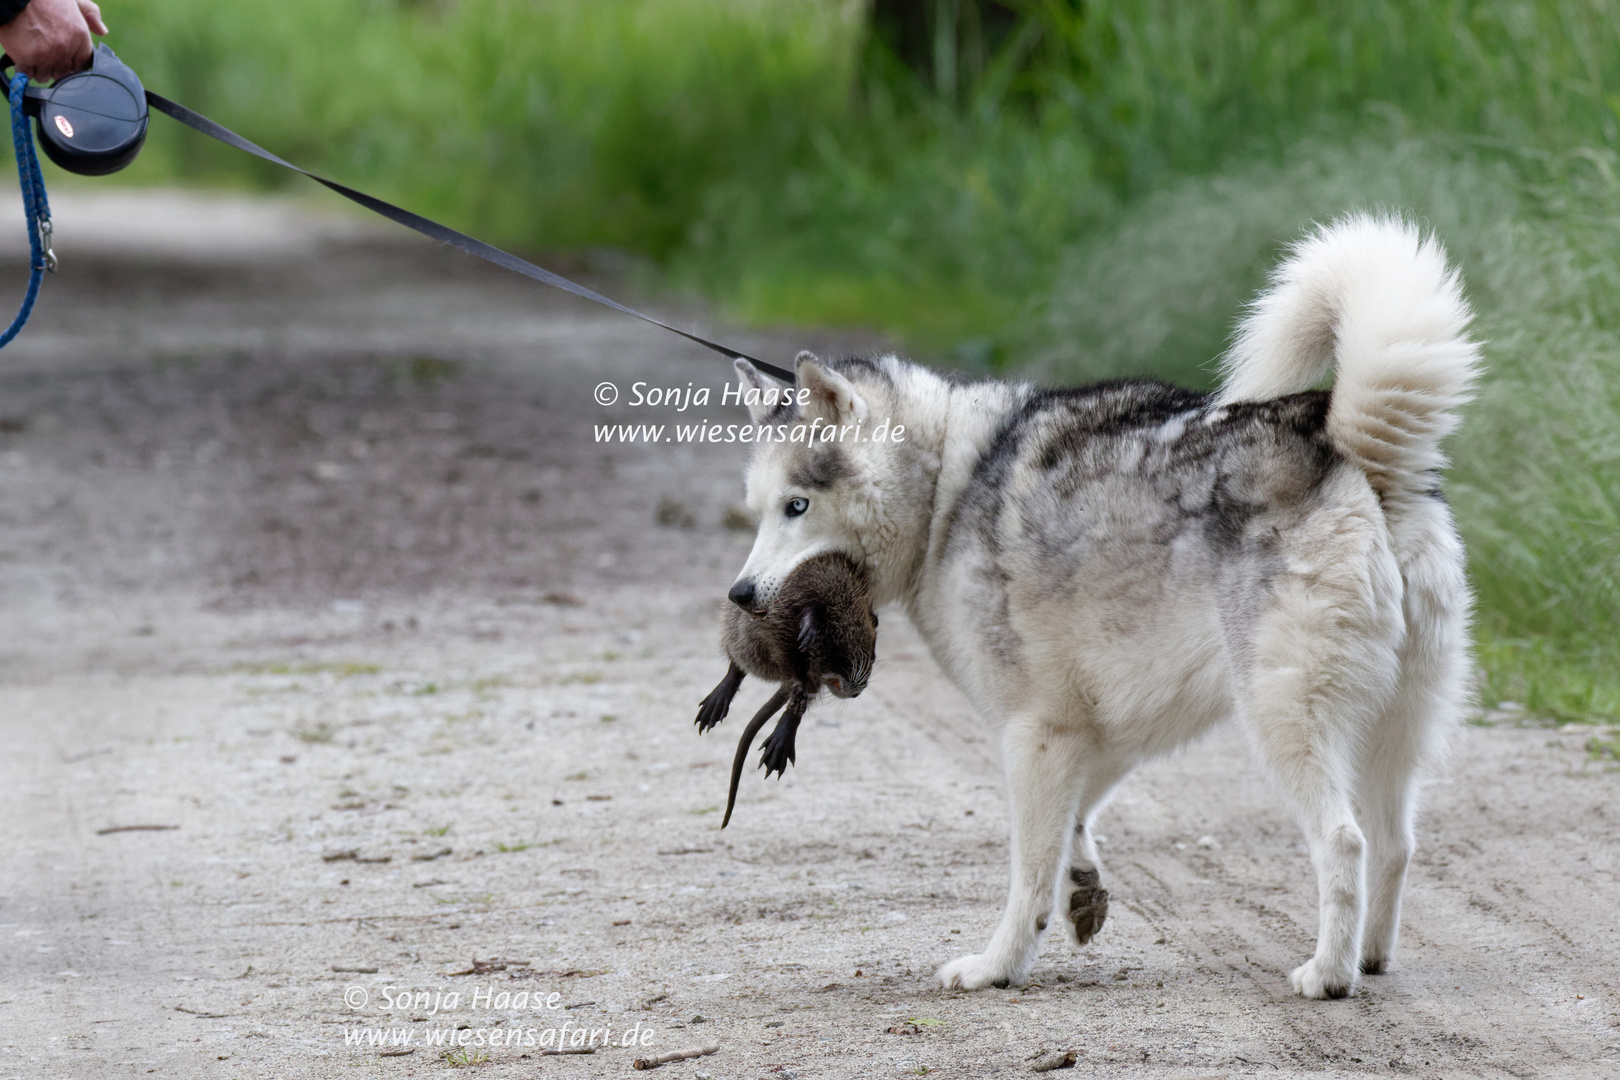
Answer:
xmin=727 ymin=215 xmax=1478 ymax=999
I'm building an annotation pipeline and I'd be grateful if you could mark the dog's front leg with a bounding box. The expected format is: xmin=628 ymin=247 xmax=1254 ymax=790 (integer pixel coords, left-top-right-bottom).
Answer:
xmin=938 ymin=717 xmax=1089 ymax=990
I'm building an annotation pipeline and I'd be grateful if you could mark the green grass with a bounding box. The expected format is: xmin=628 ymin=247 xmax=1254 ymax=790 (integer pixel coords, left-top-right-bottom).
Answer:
xmin=49 ymin=0 xmax=1620 ymax=720
xmin=95 ymin=0 xmax=857 ymax=258
xmin=439 ymin=1047 xmax=489 ymax=1067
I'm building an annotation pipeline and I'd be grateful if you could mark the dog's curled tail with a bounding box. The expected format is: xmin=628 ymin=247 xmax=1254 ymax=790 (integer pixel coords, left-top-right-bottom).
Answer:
xmin=1215 ymin=214 xmax=1480 ymax=496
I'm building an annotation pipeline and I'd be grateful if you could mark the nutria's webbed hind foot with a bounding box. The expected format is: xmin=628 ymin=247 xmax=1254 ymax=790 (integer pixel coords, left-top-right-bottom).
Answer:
xmin=721 ymin=685 xmax=790 ymax=828
xmin=758 ymin=686 xmax=809 ymax=778
xmin=696 ymin=662 xmax=745 ymax=733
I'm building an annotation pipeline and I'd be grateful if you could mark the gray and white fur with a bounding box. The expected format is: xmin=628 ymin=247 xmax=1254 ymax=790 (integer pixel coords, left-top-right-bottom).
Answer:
xmin=724 ymin=215 xmax=1478 ymax=998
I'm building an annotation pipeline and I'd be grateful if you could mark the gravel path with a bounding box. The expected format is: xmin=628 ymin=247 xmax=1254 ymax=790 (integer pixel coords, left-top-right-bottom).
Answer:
xmin=0 ymin=192 xmax=1615 ymax=1079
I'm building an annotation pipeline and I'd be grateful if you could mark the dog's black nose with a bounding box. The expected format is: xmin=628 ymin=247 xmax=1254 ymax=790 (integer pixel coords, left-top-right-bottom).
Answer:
xmin=727 ymin=579 xmax=757 ymax=611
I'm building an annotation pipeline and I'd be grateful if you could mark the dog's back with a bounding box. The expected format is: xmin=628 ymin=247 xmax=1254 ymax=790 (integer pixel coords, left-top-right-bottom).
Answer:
xmin=929 ymin=216 xmax=1475 ymax=747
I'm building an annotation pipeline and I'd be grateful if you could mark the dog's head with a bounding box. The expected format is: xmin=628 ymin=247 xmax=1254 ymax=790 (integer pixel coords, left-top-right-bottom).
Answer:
xmin=727 ymin=351 xmax=924 ymax=615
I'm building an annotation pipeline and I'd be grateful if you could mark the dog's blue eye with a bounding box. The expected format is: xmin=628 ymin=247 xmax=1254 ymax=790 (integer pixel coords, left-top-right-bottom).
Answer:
xmin=785 ymin=497 xmax=809 ymax=518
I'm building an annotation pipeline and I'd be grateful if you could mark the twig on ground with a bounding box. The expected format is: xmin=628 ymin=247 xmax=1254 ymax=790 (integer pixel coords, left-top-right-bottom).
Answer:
xmin=442 ymin=957 xmax=531 ymax=977
xmin=634 ymin=1044 xmax=719 ymax=1070
xmin=97 ymin=825 xmax=179 ymax=835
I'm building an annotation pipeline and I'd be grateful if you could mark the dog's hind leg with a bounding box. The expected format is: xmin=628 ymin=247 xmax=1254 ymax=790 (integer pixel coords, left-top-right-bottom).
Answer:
xmin=1062 ymin=765 xmax=1129 ymax=947
xmin=1357 ymin=494 xmax=1470 ymax=975
xmin=1353 ymin=720 xmax=1421 ymax=978
xmin=938 ymin=716 xmax=1097 ymax=990
xmin=1247 ymin=692 xmax=1377 ymax=999
xmin=1244 ymin=507 xmax=1404 ymax=1000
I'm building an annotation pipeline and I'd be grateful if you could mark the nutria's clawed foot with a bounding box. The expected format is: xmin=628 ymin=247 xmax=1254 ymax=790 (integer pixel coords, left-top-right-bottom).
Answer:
xmin=758 ymin=704 xmax=803 ymax=777
xmin=695 ymin=662 xmax=745 ymax=733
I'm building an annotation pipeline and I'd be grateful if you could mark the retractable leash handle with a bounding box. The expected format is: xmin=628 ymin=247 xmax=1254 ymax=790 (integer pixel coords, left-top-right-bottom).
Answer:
xmin=15 ymin=43 xmax=148 ymax=175
xmin=0 ymin=43 xmax=794 ymax=382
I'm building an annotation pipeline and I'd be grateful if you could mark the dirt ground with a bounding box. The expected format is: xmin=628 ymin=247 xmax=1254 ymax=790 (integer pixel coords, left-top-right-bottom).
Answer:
xmin=0 ymin=191 xmax=1616 ymax=1080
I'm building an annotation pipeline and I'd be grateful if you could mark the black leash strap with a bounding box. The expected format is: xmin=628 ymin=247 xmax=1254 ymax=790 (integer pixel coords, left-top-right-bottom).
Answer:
xmin=144 ymin=91 xmax=796 ymax=384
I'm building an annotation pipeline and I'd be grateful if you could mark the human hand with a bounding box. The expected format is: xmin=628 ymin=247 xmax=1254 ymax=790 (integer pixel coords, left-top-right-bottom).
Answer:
xmin=0 ymin=0 xmax=108 ymax=84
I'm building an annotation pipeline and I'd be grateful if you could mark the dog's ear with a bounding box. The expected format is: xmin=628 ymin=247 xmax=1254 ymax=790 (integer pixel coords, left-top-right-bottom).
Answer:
xmin=796 ymin=351 xmax=869 ymax=425
xmin=733 ymin=358 xmax=795 ymax=424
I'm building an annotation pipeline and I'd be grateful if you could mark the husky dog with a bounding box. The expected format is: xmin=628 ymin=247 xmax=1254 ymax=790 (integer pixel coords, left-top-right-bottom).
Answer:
xmin=725 ymin=216 xmax=1477 ymax=999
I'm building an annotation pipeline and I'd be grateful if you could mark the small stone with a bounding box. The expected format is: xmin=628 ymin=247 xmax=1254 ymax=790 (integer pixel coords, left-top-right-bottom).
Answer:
xmin=656 ymin=496 xmax=696 ymax=528
xmin=313 ymin=461 xmax=352 ymax=482
xmin=721 ymin=504 xmax=756 ymax=531
xmin=1030 ymin=1049 xmax=1077 ymax=1071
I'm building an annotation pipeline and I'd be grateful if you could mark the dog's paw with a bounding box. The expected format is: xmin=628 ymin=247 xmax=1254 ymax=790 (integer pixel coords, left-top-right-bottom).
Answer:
xmin=1289 ymin=958 xmax=1354 ymax=1000
xmin=1064 ymin=865 xmax=1109 ymax=947
xmin=936 ymin=953 xmax=1019 ymax=991
xmin=1358 ymin=953 xmax=1389 ymax=976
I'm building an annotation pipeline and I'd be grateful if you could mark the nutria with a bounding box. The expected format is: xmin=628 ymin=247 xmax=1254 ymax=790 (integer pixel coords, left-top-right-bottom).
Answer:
xmin=694 ymin=551 xmax=877 ymax=826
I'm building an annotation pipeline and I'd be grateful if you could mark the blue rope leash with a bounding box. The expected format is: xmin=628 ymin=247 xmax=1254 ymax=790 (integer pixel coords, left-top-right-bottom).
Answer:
xmin=0 ymin=70 xmax=52 ymax=350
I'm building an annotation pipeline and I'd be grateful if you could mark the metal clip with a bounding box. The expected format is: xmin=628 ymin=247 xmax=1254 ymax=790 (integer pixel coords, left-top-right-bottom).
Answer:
xmin=38 ymin=216 xmax=55 ymax=272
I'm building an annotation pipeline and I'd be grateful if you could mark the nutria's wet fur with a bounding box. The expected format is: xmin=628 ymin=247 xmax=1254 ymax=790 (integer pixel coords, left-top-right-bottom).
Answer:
xmin=693 ymin=552 xmax=877 ymax=826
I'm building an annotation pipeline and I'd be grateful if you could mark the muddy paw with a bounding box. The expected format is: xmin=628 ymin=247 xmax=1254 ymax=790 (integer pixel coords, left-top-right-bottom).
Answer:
xmin=1065 ymin=865 xmax=1109 ymax=946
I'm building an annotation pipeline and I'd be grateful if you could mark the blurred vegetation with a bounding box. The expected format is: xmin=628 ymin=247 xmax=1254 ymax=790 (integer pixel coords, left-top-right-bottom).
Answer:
xmin=66 ymin=0 xmax=1620 ymax=719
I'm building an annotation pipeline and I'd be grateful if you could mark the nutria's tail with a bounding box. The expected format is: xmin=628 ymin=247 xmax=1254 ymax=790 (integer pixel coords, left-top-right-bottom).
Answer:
xmin=722 ymin=685 xmax=790 ymax=828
